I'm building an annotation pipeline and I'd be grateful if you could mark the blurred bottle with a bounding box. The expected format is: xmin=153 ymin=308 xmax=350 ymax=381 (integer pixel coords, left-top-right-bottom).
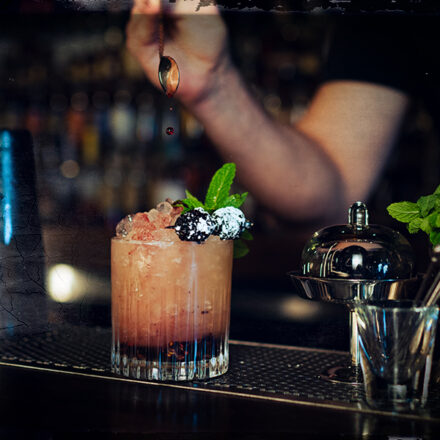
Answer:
xmin=109 ymin=89 xmax=136 ymax=150
xmin=136 ymin=91 xmax=156 ymax=150
xmin=180 ymin=108 xmax=203 ymax=148
xmin=0 ymin=129 xmax=48 ymax=335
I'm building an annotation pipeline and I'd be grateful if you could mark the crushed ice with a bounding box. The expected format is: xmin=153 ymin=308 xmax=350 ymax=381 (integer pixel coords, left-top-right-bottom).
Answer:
xmin=116 ymin=214 xmax=133 ymax=238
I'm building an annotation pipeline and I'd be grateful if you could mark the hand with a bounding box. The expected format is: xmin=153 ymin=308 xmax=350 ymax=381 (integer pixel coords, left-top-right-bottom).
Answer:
xmin=127 ymin=0 xmax=231 ymax=107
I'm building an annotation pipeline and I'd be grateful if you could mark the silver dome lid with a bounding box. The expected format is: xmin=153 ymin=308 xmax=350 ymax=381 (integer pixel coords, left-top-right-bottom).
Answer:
xmin=301 ymin=202 xmax=415 ymax=280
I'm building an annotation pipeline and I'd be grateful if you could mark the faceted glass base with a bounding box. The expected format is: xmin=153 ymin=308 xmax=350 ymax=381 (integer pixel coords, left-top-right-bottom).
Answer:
xmin=111 ymin=349 xmax=229 ymax=381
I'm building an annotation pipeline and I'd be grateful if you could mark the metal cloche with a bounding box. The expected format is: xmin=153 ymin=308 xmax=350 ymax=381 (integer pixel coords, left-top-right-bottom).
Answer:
xmin=289 ymin=202 xmax=418 ymax=380
xmin=301 ymin=201 xmax=415 ymax=280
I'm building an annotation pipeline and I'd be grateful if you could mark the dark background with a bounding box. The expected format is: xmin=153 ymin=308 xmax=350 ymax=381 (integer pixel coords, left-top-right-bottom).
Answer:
xmin=1 ymin=4 xmax=440 ymax=350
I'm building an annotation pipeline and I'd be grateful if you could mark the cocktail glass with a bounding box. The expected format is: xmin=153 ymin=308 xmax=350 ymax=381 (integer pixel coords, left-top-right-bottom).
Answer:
xmin=111 ymin=233 xmax=233 ymax=381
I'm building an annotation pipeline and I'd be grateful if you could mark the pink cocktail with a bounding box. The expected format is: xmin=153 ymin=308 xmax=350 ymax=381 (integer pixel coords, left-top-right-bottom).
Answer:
xmin=111 ymin=203 xmax=233 ymax=381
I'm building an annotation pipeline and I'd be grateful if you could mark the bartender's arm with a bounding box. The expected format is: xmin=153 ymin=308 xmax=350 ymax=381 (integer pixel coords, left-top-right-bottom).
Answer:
xmin=127 ymin=0 xmax=409 ymax=223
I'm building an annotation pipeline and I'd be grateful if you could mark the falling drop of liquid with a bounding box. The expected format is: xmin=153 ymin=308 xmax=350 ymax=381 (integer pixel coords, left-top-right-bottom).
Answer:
xmin=166 ymin=127 xmax=174 ymax=135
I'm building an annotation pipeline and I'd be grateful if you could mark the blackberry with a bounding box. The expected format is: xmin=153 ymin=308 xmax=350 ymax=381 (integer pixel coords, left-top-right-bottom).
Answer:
xmin=174 ymin=208 xmax=215 ymax=243
xmin=212 ymin=207 xmax=251 ymax=240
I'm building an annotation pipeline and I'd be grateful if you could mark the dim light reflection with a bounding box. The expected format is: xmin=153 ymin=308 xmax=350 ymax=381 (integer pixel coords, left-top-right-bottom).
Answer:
xmin=60 ymin=159 xmax=80 ymax=179
xmin=279 ymin=296 xmax=321 ymax=321
xmin=351 ymin=253 xmax=363 ymax=271
xmin=357 ymin=335 xmax=371 ymax=365
xmin=47 ymin=264 xmax=110 ymax=303
xmin=47 ymin=264 xmax=84 ymax=303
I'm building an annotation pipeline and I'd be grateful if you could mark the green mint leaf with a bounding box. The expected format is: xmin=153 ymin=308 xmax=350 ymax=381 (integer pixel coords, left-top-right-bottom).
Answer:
xmin=417 ymin=195 xmax=437 ymax=217
xmin=218 ymin=195 xmax=237 ymax=209
xmin=182 ymin=190 xmax=204 ymax=212
xmin=429 ymin=229 xmax=440 ymax=246
xmin=220 ymin=192 xmax=248 ymax=209
xmin=420 ymin=217 xmax=432 ymax=234
xmin=241 ymin=230 xmax=253 ymax=241
xmin=408 ymin=218 xmax=423 ymax=234
xmin=204 ymin=163 xmax=236 ymax=211
xmin=234 ymin=192 xmax=248 ymax=208
xmin=387 ymin=202 xmax=420 ymax=223
xmin=428 ymin=212 xmax=439 ymax=228
xmin=431 ymin=194 xmax=440 ymax=211
xmin=233 ymin=239 xmax=249 ymax=258
xmin=389 ymin=185 xmax=440 ymax=249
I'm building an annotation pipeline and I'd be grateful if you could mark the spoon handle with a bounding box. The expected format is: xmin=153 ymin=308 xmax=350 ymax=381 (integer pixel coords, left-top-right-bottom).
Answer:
xmin=158 ymin=0 xmax=164 ymax=58
xmin=415 ymin=244 xmax=440 ymax=305
xmin=423 ymin=279 xmax=440 ymax=306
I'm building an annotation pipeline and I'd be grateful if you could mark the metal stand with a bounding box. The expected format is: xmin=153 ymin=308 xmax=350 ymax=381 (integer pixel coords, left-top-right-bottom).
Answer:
xmin=319 ymin=307 xmax=362 ymax=384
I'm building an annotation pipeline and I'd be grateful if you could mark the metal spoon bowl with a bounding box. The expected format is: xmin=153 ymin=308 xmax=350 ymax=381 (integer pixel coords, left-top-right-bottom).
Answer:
xmin=158 ymin=56 xmax=180 ymax=97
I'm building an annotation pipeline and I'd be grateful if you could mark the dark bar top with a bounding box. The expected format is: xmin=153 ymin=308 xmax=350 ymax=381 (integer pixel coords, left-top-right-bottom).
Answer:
xmin=1 ymin=363 xmax=438 ymax=439
xmin=0 ymin=326 xmax=439 ymax=438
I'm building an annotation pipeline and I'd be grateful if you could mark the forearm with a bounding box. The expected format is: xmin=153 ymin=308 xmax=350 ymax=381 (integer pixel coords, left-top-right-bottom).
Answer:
xmin=188 ymin=64 xmax=346 ymax=223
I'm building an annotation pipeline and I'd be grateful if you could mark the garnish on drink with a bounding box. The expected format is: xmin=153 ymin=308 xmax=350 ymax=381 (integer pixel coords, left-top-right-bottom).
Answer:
xmin=171 ymin=162 xmax=253 ymax=256
xmin=116 ymin=162 xmax=253 ymax=255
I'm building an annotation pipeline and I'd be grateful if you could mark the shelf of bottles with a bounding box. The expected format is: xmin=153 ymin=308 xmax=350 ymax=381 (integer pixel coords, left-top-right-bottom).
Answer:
xmin=1 ymin=24 xmax=200 ymax=230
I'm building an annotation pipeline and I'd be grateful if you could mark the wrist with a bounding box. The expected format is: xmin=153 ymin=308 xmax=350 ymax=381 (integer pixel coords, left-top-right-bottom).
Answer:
xmin=184 ymin=57 xmax=240 ymax=120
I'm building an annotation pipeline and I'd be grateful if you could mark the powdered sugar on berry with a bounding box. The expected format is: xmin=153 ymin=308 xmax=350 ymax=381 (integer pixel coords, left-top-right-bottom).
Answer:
xmin=174 ymin=208 xmax=216 ymax=243
xmin=212 ymin=206 xmax=249 ymax=240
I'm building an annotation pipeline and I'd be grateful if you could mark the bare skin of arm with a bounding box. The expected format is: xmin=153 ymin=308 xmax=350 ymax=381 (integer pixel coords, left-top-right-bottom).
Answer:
xmin=127 ymin=0 xmax=409 ymax=223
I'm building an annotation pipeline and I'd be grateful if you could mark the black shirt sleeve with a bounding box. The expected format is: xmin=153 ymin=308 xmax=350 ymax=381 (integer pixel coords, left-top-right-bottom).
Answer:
xmin=321 ymin=16 xmax=415 ymax=96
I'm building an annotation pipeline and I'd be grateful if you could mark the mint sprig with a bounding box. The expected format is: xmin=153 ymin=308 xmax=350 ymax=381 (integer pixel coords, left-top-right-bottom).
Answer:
xmin=176 ymin=163 xmax=248 ymax=214
xmin=387 ymin=184 xmax=440 ymax=246
xmin=204 ymin=163 xmax=236 ymax=210
xmin=223 ymin=192 xmax=248 ymax=209
xmin=182 ymin=190 xmax=204 ymax=210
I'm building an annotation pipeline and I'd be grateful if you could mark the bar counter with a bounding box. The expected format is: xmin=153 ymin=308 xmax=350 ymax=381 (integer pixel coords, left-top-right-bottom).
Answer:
xmin=0 ymin=325 xmax=439 ymax=438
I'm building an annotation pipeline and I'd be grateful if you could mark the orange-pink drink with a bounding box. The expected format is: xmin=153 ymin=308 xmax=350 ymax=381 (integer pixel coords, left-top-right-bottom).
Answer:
xmin=111 ymin=202 xmax=233 ymax=381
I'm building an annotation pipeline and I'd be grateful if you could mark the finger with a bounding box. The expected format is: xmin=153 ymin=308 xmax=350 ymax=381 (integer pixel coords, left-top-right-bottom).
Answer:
xmin=132 ymin=0 xmax=161 ymax=15
xmin=129 ymin=0 xmax=161 ymax=51
xmin=126 ymin=12 xmax=156 ymax=53
xmin=168 ymin=0 xmax=220 ymax=15
xmin=126 ymin=10 xmax=162 ymax=89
